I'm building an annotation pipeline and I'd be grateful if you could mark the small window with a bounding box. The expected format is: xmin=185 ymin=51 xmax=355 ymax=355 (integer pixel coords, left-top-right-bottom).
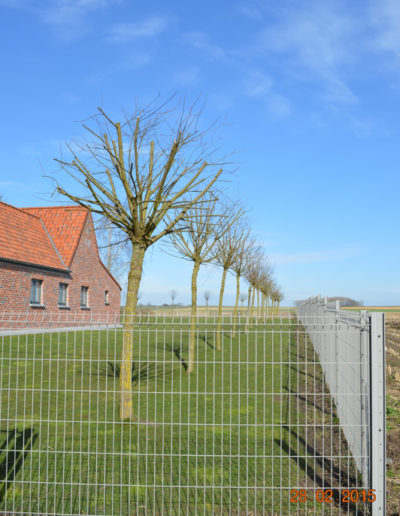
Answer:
xmin=58 ymin=283 xmax=68 ymax=306
xmin=80 ymin=286 xmax=89 ymax=308
xmin=105 ymin=290 xmax=109 ymax=305
xmin=30 ymin=279 xmax=42 ymax=305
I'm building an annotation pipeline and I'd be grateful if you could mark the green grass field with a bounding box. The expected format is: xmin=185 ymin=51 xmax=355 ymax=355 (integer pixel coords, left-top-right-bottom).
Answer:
xmin=0 ymin=318 xmax=357 ymax=515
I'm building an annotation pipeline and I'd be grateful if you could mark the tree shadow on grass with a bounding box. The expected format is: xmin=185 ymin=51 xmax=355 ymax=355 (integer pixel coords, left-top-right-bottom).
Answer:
xmin=163 ymin=342 xmax=188 ymax=371
xmin=198 ymin=335 xmax=215 ymax=350
xmin=282 ymin=385 xmax=335 ymax=417
xmin=275 ymin=426 xmax=364 ymax=516
xmin=100 ymin=361 xmax=173 ymax=383
xmin=0 ymin=427 xmax=38 ymax=503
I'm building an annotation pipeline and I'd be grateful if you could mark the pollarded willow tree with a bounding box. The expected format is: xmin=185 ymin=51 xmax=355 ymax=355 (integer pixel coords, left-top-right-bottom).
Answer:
xmin=168 ymin=195 xmax=243 ymax=373
xmin=270 ymin=286 xmax=284 ymax=316
xmin=214 ymin=213 xmax=245 ymax=351
xmin=244 ymin=248 xmax=274 ymax=329
xmin=52 ymin=98 xmax=230 ymax=420
xmin=230 ymin=229 xmax=255 ymax=337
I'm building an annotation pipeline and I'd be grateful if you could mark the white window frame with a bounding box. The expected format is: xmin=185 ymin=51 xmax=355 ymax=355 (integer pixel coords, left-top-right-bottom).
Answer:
xmin=30 ymin=279 xmax=42 ymax=305
xmin=58 ymin=283 xmax=68 ymax=307
xmin=80 ymin=286 xmax=89 ymax=308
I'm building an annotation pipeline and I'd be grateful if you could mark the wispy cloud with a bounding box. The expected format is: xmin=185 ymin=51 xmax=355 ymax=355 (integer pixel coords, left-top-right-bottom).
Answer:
xmin=267 ymin=94 xmax=291 ymax=118
xmin=0 ymin=180 xmax=37 ymax=192
xmin=181 ymin=31 xmax=225 ymax=60
xmin=242 ymin=70 xmax=291 ymax=118
xmin=108 ymin=16 xmax=169 ymax=43
xmin=41 ymin=0 xmax=111 ymax=26
xmin=236 ymin=3 xmax=263 ymax=20
xmin=258 ymin=3 xmax=360 ymax=105
xmin=243 ymin=70 xmax=272 ymax=97
xmin=369 ymin=0 xmax=400 ymax=60
xmin=0 ymin=0 xmax=119 ymax=40
xmin=173 ymin=66 xmax=200 ymax=86
xmin=270 ymin=245 xmax=361 ymax=265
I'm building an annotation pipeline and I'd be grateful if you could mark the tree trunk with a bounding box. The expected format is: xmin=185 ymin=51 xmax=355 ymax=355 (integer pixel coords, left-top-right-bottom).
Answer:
xmin=250 ymin=285 xmax=256 ymax=327
xmin=120 ymin=243 xmax=146 ymax=421
xmin=245 ymin=285 xmax=252 ymax=332
xmin=257 ymin=288 xmax=260 ymax=317
xmin=188 ymin=259 xmax=200 ymax=374
xmin=232 ymin=272 xmax=240 ymax=338
xmin=216 ymin=267 xmax=228 ymax=351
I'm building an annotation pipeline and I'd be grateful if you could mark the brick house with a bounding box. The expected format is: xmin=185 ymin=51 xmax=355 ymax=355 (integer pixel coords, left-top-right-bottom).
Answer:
xmin=0 ymin=201 xmax=121 ymax=327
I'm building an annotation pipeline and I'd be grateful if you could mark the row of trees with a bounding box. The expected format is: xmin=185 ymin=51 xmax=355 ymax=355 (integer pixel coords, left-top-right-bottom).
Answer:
xmin=53 ymin=97 xmax=282 ymax=419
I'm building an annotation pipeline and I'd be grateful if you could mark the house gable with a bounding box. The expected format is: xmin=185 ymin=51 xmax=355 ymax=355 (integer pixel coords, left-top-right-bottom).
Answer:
xmin=21 ymin=205 xmax=88 ymax=267
xmin=0 ymin=201 xmax=67 ymax=271
xmin=67 ymin=214 xmax=121 ymax=311
xmin=0 ymin=202 xmax=121 ymax=318
xmin=71 ymin=213 xmax=121 ymax=291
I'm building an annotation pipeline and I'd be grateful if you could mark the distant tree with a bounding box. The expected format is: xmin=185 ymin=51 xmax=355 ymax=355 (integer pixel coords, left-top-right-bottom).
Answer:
xmin=230 ymin=229 xmax=254 ymax=336
xmin=204 ymin=291 xmax=211 ymax=314
xmin=168 ymin=195 xmax=242 ymax=373
xmin=244 ymin=247 xmax=265 ymax=325
xmin=169 ymin=289 xmax=178 ymax=312
xmin=214 ymin=210 xmax=244 ymax=351
xmin=239 ymin=293 xmax=247 ymax=307
xmin=327 ymin=297 xmax=364 ymax=307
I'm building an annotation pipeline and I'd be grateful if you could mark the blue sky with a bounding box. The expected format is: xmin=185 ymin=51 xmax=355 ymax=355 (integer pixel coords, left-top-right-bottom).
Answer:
xmin=0 ymin=0 xmax=399 ymax=306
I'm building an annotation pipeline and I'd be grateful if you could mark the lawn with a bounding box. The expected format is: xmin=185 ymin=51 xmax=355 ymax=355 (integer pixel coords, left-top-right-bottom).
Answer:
xmin=0 ymin=317 xmax=355 ymax=515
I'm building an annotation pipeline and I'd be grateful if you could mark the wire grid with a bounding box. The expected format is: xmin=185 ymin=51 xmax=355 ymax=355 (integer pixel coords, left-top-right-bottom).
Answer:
xmin=0 ymin=313 xmax=371 ymax=515
xmin=297 ymin=297 xmax=371 ymax=486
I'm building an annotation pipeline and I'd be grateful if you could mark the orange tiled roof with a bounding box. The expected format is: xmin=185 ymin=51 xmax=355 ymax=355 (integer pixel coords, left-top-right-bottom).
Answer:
xmin=21 ymin=205 xmax=88 ymax=267
xmin=0 ymin=201 xmax=67 ymax=270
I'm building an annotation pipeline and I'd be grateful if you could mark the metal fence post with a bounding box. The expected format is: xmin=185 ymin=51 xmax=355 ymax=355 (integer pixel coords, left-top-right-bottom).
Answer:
xmin=370 ymin=312 xmax=386 ymax=516
xmin=334 ymin=301 xmax=340 ymax=406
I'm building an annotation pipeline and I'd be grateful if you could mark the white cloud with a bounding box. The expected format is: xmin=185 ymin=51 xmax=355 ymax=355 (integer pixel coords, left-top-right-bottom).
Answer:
xmin=174 ymin=66 xmax=200 ymax=86
xmin=108 ymin=16 xmax=169 ymax=43
xmin=120 ymin=52 xmax=153 ymax=69
xmin=181 ymin=31 xmax=225 ymax=60
xmin=258 ymin=3 xmax=359 ymax=105
xmin=267 ymin=94 xmax=291 ymax=118
xmin=0 ymin=180 xmax=37 ymax=192
xmin=41 ymin=0 xmax=111 ymax=26
xmin=0 ymin=0 xmax=119 ymax=40
xmin=269 ymin=246 xmax=361 ymax=265
xmin=243 ymin=70 xmax=272 ymax=97
xmin=236 ymin=4 xmax=263 ymax=20
xmin=242 ymin=70 xmax=291 ymax=118
xmin=369 ymin=0 xmax=400 ymax=60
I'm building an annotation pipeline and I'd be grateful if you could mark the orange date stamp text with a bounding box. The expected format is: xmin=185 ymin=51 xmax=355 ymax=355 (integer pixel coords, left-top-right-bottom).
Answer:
xmin=290 ymin=489 xmax=376 ymax=504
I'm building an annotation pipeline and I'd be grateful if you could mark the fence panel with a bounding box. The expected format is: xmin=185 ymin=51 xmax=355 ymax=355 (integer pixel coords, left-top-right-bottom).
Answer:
xmin=297 ymin=296 xmax=386 ymax=515
xmin=0 ymin=310 xmax=384 ymax=514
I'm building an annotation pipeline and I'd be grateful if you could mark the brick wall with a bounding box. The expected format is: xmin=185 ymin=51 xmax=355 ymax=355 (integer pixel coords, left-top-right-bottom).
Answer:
xmin=0 ymin=214 xmax=121 ymax=329
xmin=67 ymin=214 xmax=121 ymax=315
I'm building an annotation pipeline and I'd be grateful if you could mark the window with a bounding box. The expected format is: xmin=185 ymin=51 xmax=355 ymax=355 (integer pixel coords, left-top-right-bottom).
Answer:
xmin=80 ymin=286 xmax=89 ymax=308
xmin=105 ymin=290 xmax=109 ymax=305
xmin=30 ymin=279 xmax=42 ymax=305
xmin=58 ymin=283 xmax=68 ymax=306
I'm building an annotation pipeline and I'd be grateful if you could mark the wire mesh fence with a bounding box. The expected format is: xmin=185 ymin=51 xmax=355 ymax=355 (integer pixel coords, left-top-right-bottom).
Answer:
xmin=298 ymin=296 xmax=386 ymax=515
xmin=0 ymin=308 xmax=385 ymax=515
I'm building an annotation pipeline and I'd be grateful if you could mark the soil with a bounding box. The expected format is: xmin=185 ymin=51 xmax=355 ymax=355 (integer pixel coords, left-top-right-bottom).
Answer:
xmin=296 ymin=312 xmax=400 ymax=514
xmin=385 ymin=315 xmax=400 ymax=515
